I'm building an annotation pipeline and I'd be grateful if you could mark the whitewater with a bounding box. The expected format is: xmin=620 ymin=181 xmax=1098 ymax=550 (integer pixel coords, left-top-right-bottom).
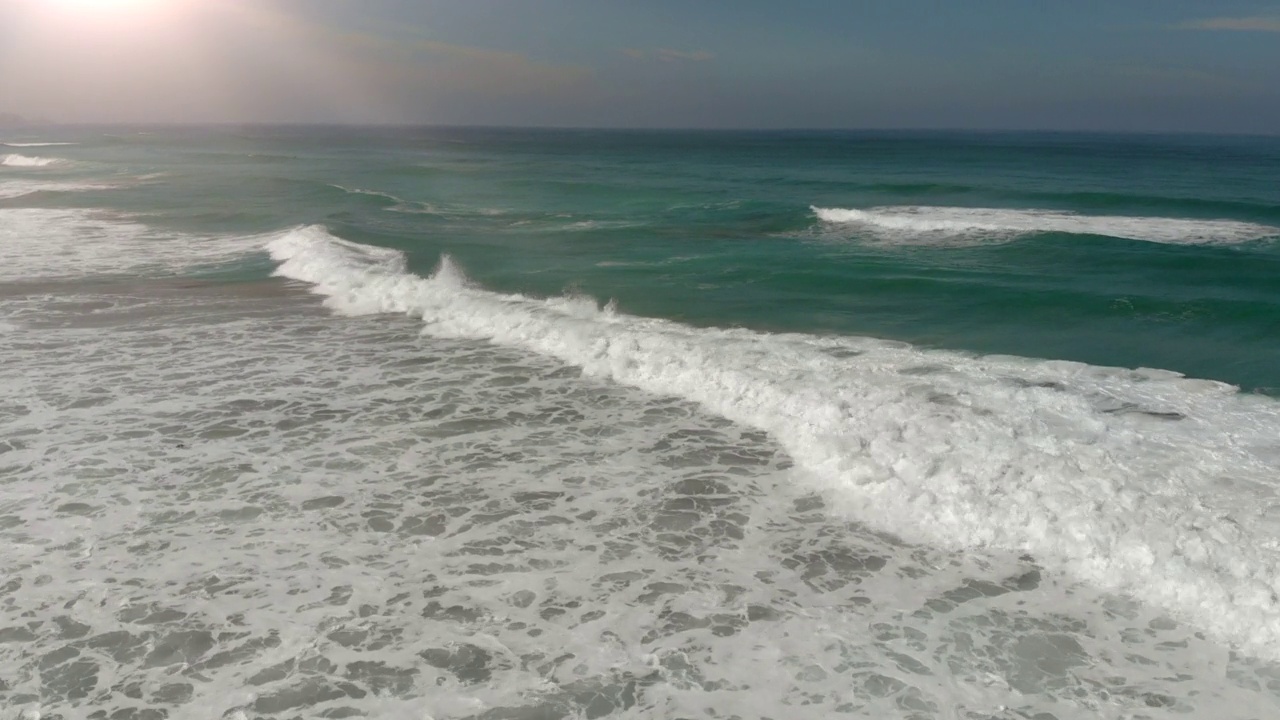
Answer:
xmin=2 ymin=153 xmax=64 ymax=168
xmin=269 ymin=224 xmax=1280 ymax=657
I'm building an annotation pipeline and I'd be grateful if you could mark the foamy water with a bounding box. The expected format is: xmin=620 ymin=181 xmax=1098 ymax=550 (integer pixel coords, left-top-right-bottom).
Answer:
xmin=0 ymin=208 xmax=262 ymax=281
xmin=3 ymin=267 xmax=1278 ymax=719
xmin=814 ymin=206 xmax=1280 ymax=245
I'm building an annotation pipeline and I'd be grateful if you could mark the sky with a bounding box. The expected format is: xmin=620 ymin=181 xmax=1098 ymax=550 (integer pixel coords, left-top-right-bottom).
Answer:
xmin=1 ymin=0 xmax=1279 ymax=133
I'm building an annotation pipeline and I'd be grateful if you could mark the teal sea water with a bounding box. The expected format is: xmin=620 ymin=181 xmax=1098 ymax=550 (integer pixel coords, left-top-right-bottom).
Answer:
xmin=3 ymin=127 xmax=1280 ymax=718
xmin=17 ymin=128 xmax=1280 ymax=390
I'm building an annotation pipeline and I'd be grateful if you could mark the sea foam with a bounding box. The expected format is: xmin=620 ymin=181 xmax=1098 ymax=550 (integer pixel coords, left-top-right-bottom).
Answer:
xmin=814 ymin=205 xmax=1280 ymax=245
xmin=14 ymin=280 xmax=1257 ymax=718
xmin=0 ymin=208 xmax=261 ymax=280
xmin=269 ymin=224 xmax=1280 ymax=660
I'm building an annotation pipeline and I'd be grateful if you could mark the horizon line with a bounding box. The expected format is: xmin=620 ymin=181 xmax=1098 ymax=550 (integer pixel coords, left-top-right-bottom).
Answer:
xmin=2 ymin=120 xmax=1277 ymax=139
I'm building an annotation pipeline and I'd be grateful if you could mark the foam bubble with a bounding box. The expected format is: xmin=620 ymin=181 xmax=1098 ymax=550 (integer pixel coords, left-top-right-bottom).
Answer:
xmin=813 ymin=205 xmax=1280 ymax=245
xmin=2 ymin=153 xmax=64 ymax=168
xmin=269 ymin=224 xmax=1280 ymax=661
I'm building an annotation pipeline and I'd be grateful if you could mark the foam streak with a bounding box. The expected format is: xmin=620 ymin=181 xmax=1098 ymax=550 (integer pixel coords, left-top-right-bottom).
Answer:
xmin=814 ymin=205 xmax=1280 ymax=245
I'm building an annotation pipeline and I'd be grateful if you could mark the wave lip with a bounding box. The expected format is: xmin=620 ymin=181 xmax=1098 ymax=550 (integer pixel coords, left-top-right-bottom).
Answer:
xmin=814 ymin=205 xmax=1280 ymax=245
xmin=267 ymin=224 xmax=1280 ymax=661
xmin=2 ymin=153 xmax=64 ymax=168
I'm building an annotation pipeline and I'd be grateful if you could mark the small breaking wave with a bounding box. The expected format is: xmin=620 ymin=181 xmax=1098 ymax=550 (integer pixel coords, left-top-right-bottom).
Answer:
xmin=2 ymin=153 xmax=64 ymax=168
xmin=1 ymin=142 xmax=77 ymax=148
xmin=814 ymin=205 xmax=1280 ymax=246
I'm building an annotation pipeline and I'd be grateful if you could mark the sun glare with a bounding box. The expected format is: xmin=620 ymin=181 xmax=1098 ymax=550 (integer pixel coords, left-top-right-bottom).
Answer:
xmin=42 ymin=0 xmax=164 ymax=9
xmin=25 ymin=0 xmax=178 ymax=23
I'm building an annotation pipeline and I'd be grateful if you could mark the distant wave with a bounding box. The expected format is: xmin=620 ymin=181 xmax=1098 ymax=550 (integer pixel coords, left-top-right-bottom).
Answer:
xmin=813 ymin=206 xmax=1280 ymax=246
xmin=1 ymin=142 xmax=77 ymax=148
xmin=2 ymin=154 xmax=64 ymax=168
xmin=0 ymin=180 xmax=111 ymax=200
xmin=329 ymin=184 xmax=404 ymax=204
xmin=327 ymin=183 xmax=521 ymax=219
xmin=533 ymin=219 xmax=646 ymax=232
xmin=328 ymin=184 xmax=457 ymax=216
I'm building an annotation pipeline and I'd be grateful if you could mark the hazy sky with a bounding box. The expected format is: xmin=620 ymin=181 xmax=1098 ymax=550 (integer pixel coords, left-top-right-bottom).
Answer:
xmin=2 ymin=0 xmax=1279 ymax=132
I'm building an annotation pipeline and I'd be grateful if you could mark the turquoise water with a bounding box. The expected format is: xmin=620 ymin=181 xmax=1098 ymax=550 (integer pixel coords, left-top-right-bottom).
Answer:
xmin=4 ymin=127 xmax=1280 ymax=718
xmin=18 ymin=126 xmax=1280 ymax=390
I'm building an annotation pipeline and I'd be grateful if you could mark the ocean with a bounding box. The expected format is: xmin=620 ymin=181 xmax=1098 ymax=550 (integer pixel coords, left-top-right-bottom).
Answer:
xmin=2 ymin=126 xmax=1280 ymax=719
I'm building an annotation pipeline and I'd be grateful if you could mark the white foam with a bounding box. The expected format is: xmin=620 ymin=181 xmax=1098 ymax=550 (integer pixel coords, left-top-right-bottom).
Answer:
xmin=814 ymin=205 xmax=1280 ymax=245
xmin=2 ymin=153 xmax=64 ymax=168
xmin=0 ymin=208 xmax=262 ymax=281
xmin=0 ymin=180 xmax=112 ymax=200
xmin=269 ymin=224 xmax=1280 ymax=660
xmin=7 ymin=280 xmax=1278 ymax=718
xmin=1 ymin=142 xmax=77 ymax=147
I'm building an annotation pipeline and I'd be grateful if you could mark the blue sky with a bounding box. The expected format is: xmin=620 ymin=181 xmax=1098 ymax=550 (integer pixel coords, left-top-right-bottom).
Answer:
xmin=2 ymin=0 xmax=1279 ymax=132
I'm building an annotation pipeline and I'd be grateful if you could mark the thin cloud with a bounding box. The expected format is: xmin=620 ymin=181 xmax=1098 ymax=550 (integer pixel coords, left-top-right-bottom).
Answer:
xmin=621 ymin=47 xmax=715 ymax=63
xmin=1175 ymin=16 xmax=1280 ymax=32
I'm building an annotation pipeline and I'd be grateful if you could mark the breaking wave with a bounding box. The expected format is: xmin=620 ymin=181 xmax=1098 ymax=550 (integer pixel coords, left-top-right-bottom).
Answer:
xmin=267 ymin=223 xmax=1280 ymax=660
xmin=2 ymin=153 xmax=64 ymax=168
